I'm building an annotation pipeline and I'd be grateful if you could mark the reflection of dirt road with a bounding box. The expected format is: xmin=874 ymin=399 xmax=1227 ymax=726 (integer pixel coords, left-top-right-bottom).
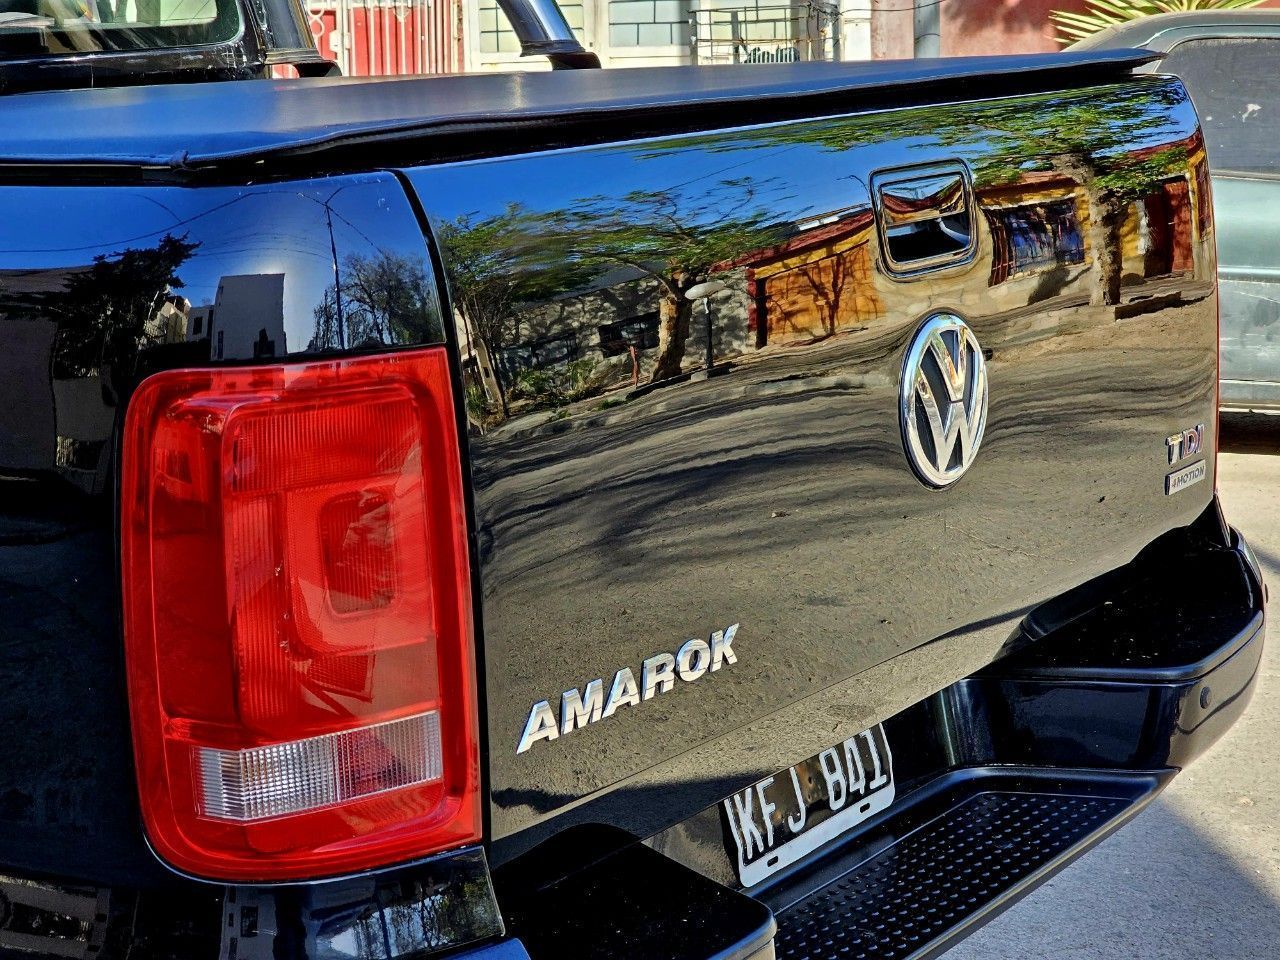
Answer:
xmin=474 ymin=290 xmax=1219 ymax=849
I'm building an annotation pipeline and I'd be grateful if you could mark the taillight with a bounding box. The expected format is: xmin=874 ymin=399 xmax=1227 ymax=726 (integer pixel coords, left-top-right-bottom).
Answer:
xmin=121 ymin=348 xmax=480 ymax=882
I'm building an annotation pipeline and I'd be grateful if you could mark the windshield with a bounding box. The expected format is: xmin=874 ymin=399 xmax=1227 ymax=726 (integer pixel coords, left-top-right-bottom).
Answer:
xmin=0 ymin=0 xmax=240 ymax=58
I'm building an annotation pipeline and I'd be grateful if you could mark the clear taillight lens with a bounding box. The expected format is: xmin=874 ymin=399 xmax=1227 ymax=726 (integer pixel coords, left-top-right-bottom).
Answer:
xmin=197 ymin=712 xmax=443 ymax=821
xmin=122 ymin=348 xmax=479 ymax=882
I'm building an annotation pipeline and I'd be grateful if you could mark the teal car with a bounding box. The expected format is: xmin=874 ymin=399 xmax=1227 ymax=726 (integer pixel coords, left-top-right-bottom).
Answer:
xmin=1083 ymin=12 xmax=1280 ymax=409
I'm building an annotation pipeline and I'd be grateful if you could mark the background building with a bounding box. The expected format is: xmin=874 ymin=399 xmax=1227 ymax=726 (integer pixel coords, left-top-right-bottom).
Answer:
xmin=310 ymin=0 xmax=1278 ymax=79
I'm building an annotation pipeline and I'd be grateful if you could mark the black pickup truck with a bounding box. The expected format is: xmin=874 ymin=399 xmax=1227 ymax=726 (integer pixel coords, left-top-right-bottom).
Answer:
xmin=0 ymin=0 xmax=1266 ymax=957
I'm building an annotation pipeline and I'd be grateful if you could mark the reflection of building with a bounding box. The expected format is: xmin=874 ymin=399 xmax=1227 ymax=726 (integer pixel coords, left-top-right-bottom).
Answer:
xmin=188 ymin=303 xmax=213 ymax=341
xmin=598 ymin=311 xmax=660 ymax=356
xmin=976 ymin=141 xmax=1207 ymax=296
xmin=147 ymin=293 xmax=191 ymax=345
xmin=208 ymin=274 xmax=287 ymax=361
xmin=500 ymin=330 xmax=581 ymax=379
xmin=736 ymin=209 xmax=880 ymax=347
xmin=985 ymin=198 xmax=1084 ymax=283
xmin=979 ymin=174 xmax=1089 ymax=287
xmin=459 ymin=133 xmax=1213 ymax=420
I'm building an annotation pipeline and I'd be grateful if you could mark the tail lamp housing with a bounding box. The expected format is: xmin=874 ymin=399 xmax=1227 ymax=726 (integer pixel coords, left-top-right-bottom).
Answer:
xmin=121 ymin=348 xmax=480 ymax=882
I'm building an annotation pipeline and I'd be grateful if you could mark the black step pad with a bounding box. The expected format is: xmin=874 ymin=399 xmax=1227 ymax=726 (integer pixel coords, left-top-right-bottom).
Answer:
xmin=774 ymin=789 xmax=1130 ymax=960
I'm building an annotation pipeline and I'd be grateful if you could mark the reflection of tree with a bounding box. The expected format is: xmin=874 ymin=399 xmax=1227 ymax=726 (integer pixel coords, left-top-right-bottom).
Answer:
xmin=328 ymin=874 xmax=498 ymax=956
xmin=437 ymin=205 xmax=592 ymax=417
xmin=310 ymin=250 xmax=443 ymax=352
xmin=679 ymin=82 xmax=1194 ymax=306
xmin=42 ymin=233 xmax=198 ymax=379
xmin=437 ymin=182 xmax=791 ymax=398
xmin=782 ymin=233 xmax=868 ymax=337
xmin=558 ymin=178 xmax=789 ymax=382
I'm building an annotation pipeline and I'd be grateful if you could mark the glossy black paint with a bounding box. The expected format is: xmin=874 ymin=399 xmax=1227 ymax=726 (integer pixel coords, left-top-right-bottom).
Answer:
xmin=496 ymin=826 xmax=774 ymax=960
xmin=0 ymin=59 xmax=1243 ymax=960
xmin=403 ymin=73 xmax=1219 ymax=862
xmin=646 ymin=517 xmax=1263 ymax=896
xmin=0 ymin=846 xmax=503 ymax=959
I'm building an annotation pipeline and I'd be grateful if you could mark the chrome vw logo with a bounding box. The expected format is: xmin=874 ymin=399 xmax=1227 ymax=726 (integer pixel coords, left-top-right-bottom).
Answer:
xmin=899 ymin=313 xmax=988 ymax=488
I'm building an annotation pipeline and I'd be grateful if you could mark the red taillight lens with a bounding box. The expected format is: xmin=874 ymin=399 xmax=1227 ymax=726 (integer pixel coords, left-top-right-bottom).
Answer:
xmin=122 ymin=348 xmax=479 ymax=882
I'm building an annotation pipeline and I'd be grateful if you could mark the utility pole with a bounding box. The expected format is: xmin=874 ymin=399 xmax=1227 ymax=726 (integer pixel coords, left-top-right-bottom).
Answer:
xmin=324 ymin=202 xmax=346 ymax=350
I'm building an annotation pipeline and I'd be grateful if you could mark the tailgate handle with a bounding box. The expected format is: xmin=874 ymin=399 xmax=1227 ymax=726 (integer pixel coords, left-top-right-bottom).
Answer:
xmin=873 ymin=164 xmax=976 ymax=276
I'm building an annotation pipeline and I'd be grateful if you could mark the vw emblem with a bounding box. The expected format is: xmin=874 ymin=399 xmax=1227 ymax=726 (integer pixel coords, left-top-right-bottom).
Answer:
xmin=899 ymin=313 xmax=988 ymax=488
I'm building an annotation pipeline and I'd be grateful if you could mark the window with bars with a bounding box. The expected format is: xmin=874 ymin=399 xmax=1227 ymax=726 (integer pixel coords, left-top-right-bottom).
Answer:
xmin=608 ymin=0 xmax=690 ymax=47
xmin=598 ymin=312 xmax=660 ymax=356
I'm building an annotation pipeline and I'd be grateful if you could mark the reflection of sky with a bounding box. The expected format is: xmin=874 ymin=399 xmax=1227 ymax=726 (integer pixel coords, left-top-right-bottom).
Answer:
xmin=417 ymin=81 xmax=1198 ymax=232
xmin=0 ymin=174 xmax=425 ymax=327
xmin=417 ymin=128 xmax=878 ymax=231
xmin=416 ymin=122 xmax=1001 ymax=239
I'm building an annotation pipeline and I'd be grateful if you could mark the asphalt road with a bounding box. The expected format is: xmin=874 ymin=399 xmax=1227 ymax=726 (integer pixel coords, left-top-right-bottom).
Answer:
xmin=947 ymin=414 xmax=1280 ymax=960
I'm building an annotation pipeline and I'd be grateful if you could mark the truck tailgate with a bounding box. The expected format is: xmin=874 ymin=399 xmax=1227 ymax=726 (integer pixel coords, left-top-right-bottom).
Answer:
xmin=400 ymin=73 xmax=1217 ymax=861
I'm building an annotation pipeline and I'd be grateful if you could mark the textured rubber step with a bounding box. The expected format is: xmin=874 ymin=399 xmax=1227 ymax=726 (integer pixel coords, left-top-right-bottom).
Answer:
xmin=772 ymin=785 xmax=1140 ymax=960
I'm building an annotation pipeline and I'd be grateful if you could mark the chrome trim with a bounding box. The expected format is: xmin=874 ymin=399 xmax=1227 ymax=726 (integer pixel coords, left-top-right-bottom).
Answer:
xmin=517 ymin=625 xmax=740 ymax=754
xmin=899 ymin=313 xmax=989 ymax=488
xmin=873 ymin=163 xmax=978 ymax=277
xmin=494 ymin=0 xmax=601 ymax=66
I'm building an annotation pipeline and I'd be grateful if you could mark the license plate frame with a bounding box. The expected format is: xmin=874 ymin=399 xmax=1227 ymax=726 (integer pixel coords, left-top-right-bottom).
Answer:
xmin=722 ymin=724 xmax=896 ymax=888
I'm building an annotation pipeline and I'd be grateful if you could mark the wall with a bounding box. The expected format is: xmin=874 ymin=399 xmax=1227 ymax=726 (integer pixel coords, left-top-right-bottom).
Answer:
xmin=309 ymin=0 xmax=463 ymax=76
xmin=939 ymin=0 xmax=1089 ymax=57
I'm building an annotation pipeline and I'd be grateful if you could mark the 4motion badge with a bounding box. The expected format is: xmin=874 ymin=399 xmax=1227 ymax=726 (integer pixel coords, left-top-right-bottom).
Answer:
xmin=517 ymin=624 xmax=739 ymax=754
xmin=900 ymin=312 xmax=988 ymax=488
xmin=1165 ymin=422 xmax=1207 ymax=496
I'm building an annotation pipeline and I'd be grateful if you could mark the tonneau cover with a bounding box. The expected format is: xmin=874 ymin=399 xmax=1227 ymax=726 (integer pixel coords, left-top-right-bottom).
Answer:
xmin=0 ymin=49 xmax=1156 ymax=168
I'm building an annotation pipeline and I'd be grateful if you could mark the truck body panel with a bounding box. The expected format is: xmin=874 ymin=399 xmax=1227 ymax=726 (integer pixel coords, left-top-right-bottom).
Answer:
xmin=402 ymin=74 xmax=1218 ymax=858
xmin=0 ymin=54 xmax=1247 ymax=960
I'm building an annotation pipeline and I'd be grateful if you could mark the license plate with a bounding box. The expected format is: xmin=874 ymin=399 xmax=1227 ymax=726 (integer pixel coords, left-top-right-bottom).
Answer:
xmin=723 ymin=724 xmax=895 ymax=887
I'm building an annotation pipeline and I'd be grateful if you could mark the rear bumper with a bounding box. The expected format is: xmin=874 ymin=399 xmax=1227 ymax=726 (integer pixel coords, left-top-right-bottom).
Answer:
xmin=479 ymin=517 xmax=1265 ymax=960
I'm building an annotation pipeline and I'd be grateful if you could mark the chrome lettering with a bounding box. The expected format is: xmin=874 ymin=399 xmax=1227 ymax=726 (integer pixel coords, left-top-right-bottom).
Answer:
xmin=641 ymin=652 xmax=676 ymax=699
xmin=601 ymin=667 xmax=641 ymax=719
xmin=518 ymin=624 xmax=741 ymax=752
xmin=516 ymin=700 xmax=559 ymax=754
xmin=560 ymin=678 xmax=604 ymax=734
xmin=676 ymin=638 xmax=712 ymax=681
xmin=1168 ymin=423 xmax=1205 ymax=465
xmin=710 ymin=623 xmax=738 ymax=670
xmin=1166 ymin=459 xmax=1207 ymax=496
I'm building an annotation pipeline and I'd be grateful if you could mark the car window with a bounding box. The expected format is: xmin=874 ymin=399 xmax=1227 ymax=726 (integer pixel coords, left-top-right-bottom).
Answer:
xmin=1161 ymin=37 xmax=1280 ymax=176
xmin=0 ymin=0 xmax=239 ymax=58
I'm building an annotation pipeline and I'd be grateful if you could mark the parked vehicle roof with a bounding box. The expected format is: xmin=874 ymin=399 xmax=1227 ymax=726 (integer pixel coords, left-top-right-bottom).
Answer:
xmin=1075 ymin=10 xmax=1280 ymax=50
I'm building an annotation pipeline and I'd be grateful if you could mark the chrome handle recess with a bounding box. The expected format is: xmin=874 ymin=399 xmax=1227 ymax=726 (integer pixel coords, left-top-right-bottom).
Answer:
xmin=873 ymin=164 xmax=976 ymax=276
